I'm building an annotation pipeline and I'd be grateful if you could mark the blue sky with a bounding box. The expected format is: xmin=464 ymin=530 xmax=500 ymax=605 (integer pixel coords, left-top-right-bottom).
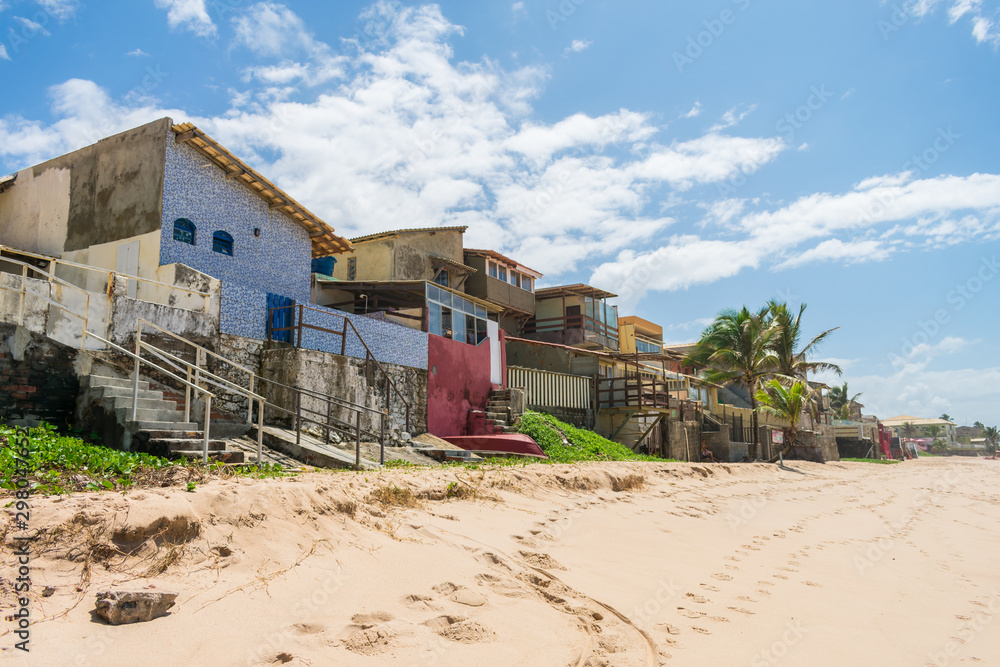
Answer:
xmin=2 ymin=0 xmax=999 ymax=426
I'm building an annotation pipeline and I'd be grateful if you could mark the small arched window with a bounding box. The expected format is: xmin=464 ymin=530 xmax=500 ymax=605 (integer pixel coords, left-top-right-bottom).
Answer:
xmin=212 ymin=231 xmax=234 ymax=256
xmin=173 ymin=218 xmax=196 ymax=245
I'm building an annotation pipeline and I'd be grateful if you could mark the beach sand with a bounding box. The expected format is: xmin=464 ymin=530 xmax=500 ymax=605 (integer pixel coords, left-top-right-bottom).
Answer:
xmin=3 ymin=457 xmax=998 ymax=666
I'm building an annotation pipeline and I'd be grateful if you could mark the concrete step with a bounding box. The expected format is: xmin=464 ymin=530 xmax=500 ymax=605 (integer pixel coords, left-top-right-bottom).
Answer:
xmin=116 ymin=407 xmax=190 ymax=424
xmin=148 ymin=438 xmax=228 ymax=453
xmin=171 ymin=450 xmax=245 ymax=464
xmin=83 ymin=375 xmax=151 ymax=391
xmin=485 ymin=411 xmax=509 ymax=421
xmin=90 ymin=386 xmax=165 ymax=401
xmin=103 ymin=396 xmax=178 ymax=412
xmin=487 ymin=400 xmax=511 ymax=409
xmin=142 ymin=430 xmax=203 ymax=439
xmin=129 ymin=420 xmax=201 ymax=431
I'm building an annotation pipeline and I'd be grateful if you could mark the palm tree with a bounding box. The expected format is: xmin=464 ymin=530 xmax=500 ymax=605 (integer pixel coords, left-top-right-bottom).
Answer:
xmin=924 ymin=424 xmax=943 ymax=440
xmin=755 ymin=380 xmax=809 ymax=460
xmin=685 ymin=306 xmax=778 ymax=460
xmin=765 ymin=301 xmax=842 ymax=382
xmin=766 ymin=301 xmax=841 ymax=430
xmin=974 ymin=420 xmax=985 ymax=429
xmin=940 ymin=413 xmax=953 ymax=422
xmin=900 ymin=421 xmax=918 ymax=440
xmin=828 ymin=382 xmax=862 ymax=420
xmin=983 ymin=426 xmax=999 ymax=456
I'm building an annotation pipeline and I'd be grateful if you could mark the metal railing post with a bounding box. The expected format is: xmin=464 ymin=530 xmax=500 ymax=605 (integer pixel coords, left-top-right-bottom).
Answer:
xmin=326 ymin=396 xmax=332 ymax=446
xmin=296 ymin=305 xmax=303 ymax=348
xmin=256 ymin=398 xmax=264 ymax=468
xmin=203 ymin=394 xmax=212 ymax=464
xmin=17 ymin=264 xmax=26 ymax=326
xmin=295 ymin=391 xmax=302 ymax=445
xmin=355 ymin=411 xmax=362 ymax=469
xmin=247 ymin=374 xmax=256 ymax=425
xmin=132 ymin=321 xmax=142 ymax=421
xmin=380 ymin=412 xmax=386 ymax=465
xmin=184 ymin=365 xmax=192 ymax=423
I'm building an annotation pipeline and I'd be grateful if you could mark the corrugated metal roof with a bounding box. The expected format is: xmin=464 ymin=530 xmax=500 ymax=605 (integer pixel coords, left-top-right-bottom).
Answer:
xmin=534 ymin=283 xmax=618 ymax=300
xmin=464 ymin=248 xmax=543 ymax=277
xmin=349 ymin=226 xmax=469 ymax=244
xmin=171 ymin=123 xmax=351 ymax=258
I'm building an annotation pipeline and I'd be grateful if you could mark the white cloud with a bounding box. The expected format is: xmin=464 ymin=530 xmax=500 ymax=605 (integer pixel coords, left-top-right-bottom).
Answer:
xmin=916 ymin=0 xmax=1000 ymax=45
xmin=35 ymin=0 xmax=78 ymax=21
xmin=949 ymin=0 xmax=982 ymax=21
xmin=2 ymin=1 xmax=1000 ymax=300
xmin=154 ymin=0 xmax=216 ymax=38
xmin=775 ymin=238 xmax=892 ymax=270
xmin=126 ymin=48 xmax=149 ymax=57
xmin=708 ymin=103 xmax=757 ymax=132
xmin=565 ymin=39 xmax=592 ymax=54
xmin=512 ymin=1 xmax=526 ymax=17
xmin=14 ymin=16 xmax=51 ymax=36
xmin=0 ymin=45 xmax=8 ymax=61
xmin=681 ymin=102 xmax=702 ymax=119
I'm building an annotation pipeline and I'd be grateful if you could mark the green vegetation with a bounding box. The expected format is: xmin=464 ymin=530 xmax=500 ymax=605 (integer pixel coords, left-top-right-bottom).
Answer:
xmin=516 ymin=412 xmax=675 ymax=464
xmin=841 ymin=458 xmax=900 ymax=464
xmin=755 ymin=379 xmax=808 ymax=458
xmin=1 ymin=422 xmax=286 ymax=496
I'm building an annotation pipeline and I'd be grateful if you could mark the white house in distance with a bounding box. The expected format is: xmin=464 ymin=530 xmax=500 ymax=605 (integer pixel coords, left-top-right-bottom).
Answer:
xmin=881 ymin=416 xmax=958 ymax=448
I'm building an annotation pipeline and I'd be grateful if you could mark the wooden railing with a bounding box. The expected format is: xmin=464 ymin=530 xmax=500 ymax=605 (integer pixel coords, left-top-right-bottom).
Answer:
xmin=267 ymin=303 xmax=411 ymax=432
xmin=597 ymin=375 xmax=670 ymax=410
xmin=522 ymin=313 xmax=619 ymax=342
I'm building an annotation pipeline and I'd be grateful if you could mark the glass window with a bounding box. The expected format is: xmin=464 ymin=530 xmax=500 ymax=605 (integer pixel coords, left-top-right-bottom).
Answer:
xmin=434 ymin=270 xmax=449 ymax=287
xmin=452 ymin=311 xmax=466 ymax=343
xmin=511 ymin=271 xmax=521 ymax=288
xmin=347 ymin=257 xmax=357 ymax=280
xmin=173 ymin=218 xmax=196 ymax=245
xmin=466 ymin=314 xmax=478 ymax=345
xmin=428 ymin=301 xmax=442 ymax=337
xmin=476 ymin=318 xmax=488 ymax=344
xmin=212 ymin=231 xmax=233 ymax=256
xmin=475 ymin=305 xmax=486 ymax=319
xmin=441 ymin=307 xmax=453 ymax=339
xmin=488 ymin=261 xmax=498 ymax=278
xmin=498 ymin=265 xmax=507 ymax=281
xmin=522 ymin=276 xmax=533 ymax=292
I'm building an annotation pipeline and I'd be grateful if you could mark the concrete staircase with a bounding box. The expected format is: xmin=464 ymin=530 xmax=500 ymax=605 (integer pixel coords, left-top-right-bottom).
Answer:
xmin=80 ymin=374 xmax=243 ymax=463
xmin=484 ymin=389 xmax=520 ymax=434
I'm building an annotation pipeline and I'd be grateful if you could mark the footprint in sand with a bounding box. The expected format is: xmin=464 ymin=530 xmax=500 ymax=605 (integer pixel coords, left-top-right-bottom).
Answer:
xmin=700 ymin=584 xmax=720 ymax=592
xmin=685 ymin=593 xmax=710 ymax=604
xmin=708 ymin=616 xmax=730 ymax=623
xmin=691 ymin=626 xmax=711 ymax=635
xmin=956 ymin=614 xmax=973 ymax=621
xmin=728 ymin=606 xmax=755 ymax=615
xmin=773 ymin=574 xmax=789 ymax=580
xmin=804 ymin=581 xmax=821 ymax=587
xmin=656 ymin=623 xmax=682 ymax=635
xmin=677 ymin=607 xmax=706 ymax=619
xmin=757 ymin=589 xmax=772 ymax=596
xmin=711 ymin=573 xmax=733 ymax=581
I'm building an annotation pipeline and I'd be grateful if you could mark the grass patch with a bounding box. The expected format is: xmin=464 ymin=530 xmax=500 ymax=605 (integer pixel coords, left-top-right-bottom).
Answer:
xmin=515 ymin=412 xmax=676 ymax=464
xmin=368 ymin=484 xmax=420 ymax=508
xmin=1 ymin=422 xmax=286 ymax=496
xmin=841 ymin=457 xmax=901 ymax=464
xmin=610 ymin=474 xmax=646 ymax=492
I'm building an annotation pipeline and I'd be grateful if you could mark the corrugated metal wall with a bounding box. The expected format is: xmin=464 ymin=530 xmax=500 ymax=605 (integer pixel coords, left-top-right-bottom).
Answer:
xmin=508 ymin=366 xmax=592 ymax=409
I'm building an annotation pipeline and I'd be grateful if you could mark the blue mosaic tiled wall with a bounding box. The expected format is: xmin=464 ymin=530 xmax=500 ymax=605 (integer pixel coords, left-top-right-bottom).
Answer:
xmin=158 ymin=129 xmax=428 ymax=370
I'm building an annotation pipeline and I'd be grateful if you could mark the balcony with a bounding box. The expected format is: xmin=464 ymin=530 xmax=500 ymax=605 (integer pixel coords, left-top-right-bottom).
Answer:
xmin=522 ymin=313 xmax=619 ymax=351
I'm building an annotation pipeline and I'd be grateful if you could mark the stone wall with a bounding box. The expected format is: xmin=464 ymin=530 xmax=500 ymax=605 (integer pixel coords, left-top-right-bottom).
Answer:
xmin=0 ymin=324 xmax=81 ymax=428
xmin=665 ymin=420 xmax=703 ymax=462
xmin=260 ymin=346 xmax=428 ymax=437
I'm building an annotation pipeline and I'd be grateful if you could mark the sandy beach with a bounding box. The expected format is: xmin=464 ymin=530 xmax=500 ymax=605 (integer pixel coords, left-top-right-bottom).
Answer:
xmin=3 ymin=457 xmax=999 ymax=666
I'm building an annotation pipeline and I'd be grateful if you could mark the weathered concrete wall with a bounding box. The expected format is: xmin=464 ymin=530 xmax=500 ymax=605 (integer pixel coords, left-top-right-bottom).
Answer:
xmin=666 ymin=420 xmax=703 ymax=462
xmin=427 ymin=334 xmax=492 ymax=437
xmin=107 ymin=290 xmax=219 ymax=351
xmin=260 ymin=345 xmax=427 ymax=437
xmin=330 ymin=238 xmax=394 ymax=282
xmin=0 ymin=119 xmax=169 ymax=257
xmin=0 ymin=324 xmax=81 ymax=427
xmin=211 ymin=333 xmax=266 ymax=418
xmin=506 ymin=339 xmax=574 ymax=374
xmin=393 ymin=230 xmax=465 ymax=281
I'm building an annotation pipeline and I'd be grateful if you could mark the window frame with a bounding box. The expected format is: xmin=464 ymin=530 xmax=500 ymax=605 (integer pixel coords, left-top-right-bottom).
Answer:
xmin=212 ymin=231 xmax=234 ymax=256
xmin=173 ymin=218 xmax=196 ymax=245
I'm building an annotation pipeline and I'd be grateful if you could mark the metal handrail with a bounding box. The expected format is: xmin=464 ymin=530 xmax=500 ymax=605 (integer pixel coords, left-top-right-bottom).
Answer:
xmin=0 ymin=263 xmax=246 ymax=465
xmin=267 ymin=303 xmax=412 ymax=431
xmin=138 ymin=318 xmax=253 ymax=375
xmin=1 ymin=244 xmax=213 ymax=306
xmin=254 ymin=375 xmax=387 ymax=465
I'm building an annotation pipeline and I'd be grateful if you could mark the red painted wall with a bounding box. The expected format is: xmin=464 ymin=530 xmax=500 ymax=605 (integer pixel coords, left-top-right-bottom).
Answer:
xmin=427 ymin=334 xmax=494 ymax=437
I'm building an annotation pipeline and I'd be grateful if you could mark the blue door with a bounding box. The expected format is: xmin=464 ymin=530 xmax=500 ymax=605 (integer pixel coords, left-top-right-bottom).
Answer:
xmin=267 ymin=293 xmax=295 ymax=343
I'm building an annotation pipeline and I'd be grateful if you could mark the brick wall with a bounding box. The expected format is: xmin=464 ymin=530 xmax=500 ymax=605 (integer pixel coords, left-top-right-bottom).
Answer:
xmin=0 ymin=324 xmax=80 ymax=427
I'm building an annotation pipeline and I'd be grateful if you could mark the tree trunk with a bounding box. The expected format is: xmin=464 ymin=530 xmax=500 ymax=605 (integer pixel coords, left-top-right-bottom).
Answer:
xmin=749 ymin=382 xmax=760 ymax=460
